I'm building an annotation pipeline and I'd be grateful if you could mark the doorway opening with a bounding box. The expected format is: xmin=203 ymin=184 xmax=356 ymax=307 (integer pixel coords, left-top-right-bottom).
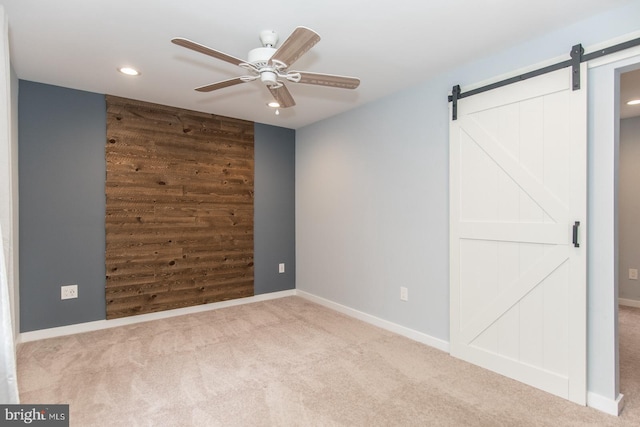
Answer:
xmin=618 ymin=66 xmax=640 ymax=409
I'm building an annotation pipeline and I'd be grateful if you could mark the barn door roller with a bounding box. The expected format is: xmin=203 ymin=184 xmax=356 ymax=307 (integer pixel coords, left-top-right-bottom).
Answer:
xmin=450 ymin=85 xmax=461 ymax=121
xmin=570 ymin=44 xmax=584 ymax=91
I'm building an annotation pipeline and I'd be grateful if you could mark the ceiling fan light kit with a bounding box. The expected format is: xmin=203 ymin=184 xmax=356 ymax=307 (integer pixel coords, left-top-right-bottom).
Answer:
xmin=172 ymin=26 xmax=360 ymax=109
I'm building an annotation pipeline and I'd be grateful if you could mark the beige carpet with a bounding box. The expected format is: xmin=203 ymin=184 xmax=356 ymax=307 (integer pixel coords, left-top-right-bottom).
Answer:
xmin=619 ymin=305 xmax=640 ymax=420
xmin=16 ymin=297 xmax=640 ymax=426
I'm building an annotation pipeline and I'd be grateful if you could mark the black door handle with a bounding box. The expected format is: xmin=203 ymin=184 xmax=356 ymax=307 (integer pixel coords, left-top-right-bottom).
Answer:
xmin=572 ymin=221 xmax=580 ymax=248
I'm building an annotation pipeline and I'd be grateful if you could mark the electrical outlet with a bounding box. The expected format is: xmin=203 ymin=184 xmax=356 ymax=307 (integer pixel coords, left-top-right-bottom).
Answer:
xmin=278 ymin=263 xmax=285 ymax=274
xmin=630 ymin=269 xmax=638 ymax=280
xmin=61 ymin=284 xmax=78 ymax=300
xmin=400 ymin=286 xmax=408 ymax=301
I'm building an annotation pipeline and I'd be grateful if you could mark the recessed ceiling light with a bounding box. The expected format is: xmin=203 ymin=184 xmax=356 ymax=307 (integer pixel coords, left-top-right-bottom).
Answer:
xmin=118 ymin=67 xmax=140 ymax=76
xmin=267 ymin=101 xmax=280 ymax=108
xmin=627 ymin=99 xmax=640 ymax=106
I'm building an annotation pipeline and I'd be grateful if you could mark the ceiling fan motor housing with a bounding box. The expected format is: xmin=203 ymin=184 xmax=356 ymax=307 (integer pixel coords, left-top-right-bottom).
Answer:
xmin=247 ymin=47 xmax=277 ymax=65
xmin=248 ymin=47 xmax=280 ymax=86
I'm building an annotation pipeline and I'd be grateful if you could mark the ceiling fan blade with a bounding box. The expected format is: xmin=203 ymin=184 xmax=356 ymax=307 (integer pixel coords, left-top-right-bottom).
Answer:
xmin=172 ymin=37 xmax=245 ymax=67
xmin=295 ymin=71 xmax=360 ymax=89
xmin=268 ymin=84 xmax=296 ymax=108
xmin=270 ymin=27 xmax=320 ymax=68
xmin=195 ymin=77 xmax=246 ymax=92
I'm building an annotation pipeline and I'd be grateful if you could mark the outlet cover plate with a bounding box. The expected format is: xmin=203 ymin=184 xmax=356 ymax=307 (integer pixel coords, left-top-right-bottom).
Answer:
xmin=61 ymin=284 xmax=78 ymax=300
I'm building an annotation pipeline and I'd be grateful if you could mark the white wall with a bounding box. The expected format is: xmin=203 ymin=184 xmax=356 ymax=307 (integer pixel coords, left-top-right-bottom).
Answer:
xmin=297 ymin=85 xmax=448 ymax=337
xmin=296 ymin=0 xmax=640 ymax=408
xmin=0 ymin=4 xmax=20 ymax=403
xmin=10 ymin=62 xmax=17 ymax=339
xmin=619 ymin=116 xmax=640 ymax=301
xmin=0 ymin=5 xmax=18 ymax=339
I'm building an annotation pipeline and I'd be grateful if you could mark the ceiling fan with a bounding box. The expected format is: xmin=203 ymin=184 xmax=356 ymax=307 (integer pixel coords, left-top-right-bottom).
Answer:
xmin=171 ymin=27 xmax=360 ymax=108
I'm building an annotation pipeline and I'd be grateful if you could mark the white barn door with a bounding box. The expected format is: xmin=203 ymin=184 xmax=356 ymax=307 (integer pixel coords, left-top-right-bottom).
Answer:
xmin=449 ymin=64 xmax=587 ymax=404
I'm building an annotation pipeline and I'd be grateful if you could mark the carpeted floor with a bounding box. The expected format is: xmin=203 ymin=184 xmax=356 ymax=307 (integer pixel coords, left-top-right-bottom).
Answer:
xmin=16 ymin=297 xmax=640 ymax=426
xmin=618 ymin=305 xmax=640 ymax=420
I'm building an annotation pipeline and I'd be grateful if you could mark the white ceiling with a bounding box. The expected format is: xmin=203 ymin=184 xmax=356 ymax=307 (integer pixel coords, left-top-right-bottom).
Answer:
xmin=1 ymin=0 xmax=636 ymax=129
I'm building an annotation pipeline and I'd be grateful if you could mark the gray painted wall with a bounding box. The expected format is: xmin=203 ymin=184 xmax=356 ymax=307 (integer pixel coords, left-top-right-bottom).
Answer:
xmin=19 ymin=81 xmax=296 ymax=332
xmin=254 ymin=123 xmax=295 ymax=294
xmin=19 ymin=81 xmax=106 ymax=332
xmin=296 ymin=0 xmax=640 ymax=402
xmin=619 ymin=116 xmax=640 ymax=301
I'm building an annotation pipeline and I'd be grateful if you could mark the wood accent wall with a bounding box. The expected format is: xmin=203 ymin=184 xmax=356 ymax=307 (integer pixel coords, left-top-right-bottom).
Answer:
xmin=105 ymin=96 xmax=254 ymax=319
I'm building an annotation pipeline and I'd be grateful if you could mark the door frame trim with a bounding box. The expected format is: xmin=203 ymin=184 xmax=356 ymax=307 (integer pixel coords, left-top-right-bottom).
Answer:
xmin=585 ymin=45 xmax=640 ymax=416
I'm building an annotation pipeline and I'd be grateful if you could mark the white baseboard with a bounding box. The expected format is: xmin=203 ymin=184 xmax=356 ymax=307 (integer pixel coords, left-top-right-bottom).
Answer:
xmin=295 ymin=290 xmax=450 ymax=353
xmin=587 ymin=392 xmax=625 ymax=416
xmin=18 ymin=290 xmax=296 ymax=343
xmin=618 ymin=298 xmax=640 ymax=308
